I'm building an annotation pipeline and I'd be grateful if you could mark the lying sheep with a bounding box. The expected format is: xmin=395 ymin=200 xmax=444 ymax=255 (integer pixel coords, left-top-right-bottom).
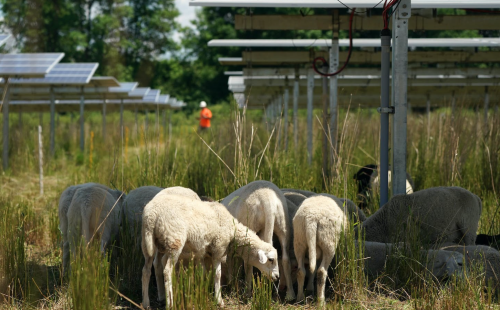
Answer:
xmin=66 ymin=185 xmax=125 ymax=263
xmin=439 ymin=244 xmax=500 ymax=291
xmin=122 ymin=186 xmax=163 ymax=248
xmin=362 ymin=241 xmax=464 ymax=281
xmin=222 ymin=180 xmax=295 ymax=300
xmin=353 ymin=164 xmax=414 ymax=209
xmin=141 ymin=195 xmax=279 ymax=308
xmin=293 ymin=195 xmax=347 ymax=304
xmin=58 ymin=182 xmax=123 ymax=273
xmin=361 ymin=186 xmax=482 ymax=246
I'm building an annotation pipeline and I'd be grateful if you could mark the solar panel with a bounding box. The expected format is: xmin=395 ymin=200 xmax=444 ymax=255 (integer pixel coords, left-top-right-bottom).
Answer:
xmin=0 ymin=34 xmax=11 ymax=47
xmin=10 ymin=63 xmax=98 ymax=85
xmin=158 ymin=95 xmax=170 ymax=104
xmin=143 ymin=89 xmax=160 ymax=103
xmin=129 ymin=87 xmax=150 ymax=97
xmin=88 ymin=77 xmax=120 ymax=87
xmin=109 ymin=82 xmax=138 ymax=93
xmin=0 ymin=53 xmax=64 ymax=77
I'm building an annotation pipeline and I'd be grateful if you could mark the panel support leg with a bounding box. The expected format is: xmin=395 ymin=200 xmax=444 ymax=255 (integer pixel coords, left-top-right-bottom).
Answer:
xmin=307 ymin=68 xmax=314 ymax=165
xmin=50 ymin=86 xmax=55 ymax=156
xmin=293 ymin=70 xmax=299 ymax=150
xmin=79 ymin=89 xmax=85 ymax=151
xmin=380 ymin=28 xmax=391 ymax=207
xmin=330 ymin=10 xmax=339 ymax=166
xmin=2 ymin=84 xmax=10 ymax=170
xmin=284 ymin=87 xmax=289 ymax=151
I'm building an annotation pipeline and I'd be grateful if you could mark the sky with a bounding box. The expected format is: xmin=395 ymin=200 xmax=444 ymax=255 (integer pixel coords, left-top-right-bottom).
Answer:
xmin=176 ymin=0 xmax=197 ymax=31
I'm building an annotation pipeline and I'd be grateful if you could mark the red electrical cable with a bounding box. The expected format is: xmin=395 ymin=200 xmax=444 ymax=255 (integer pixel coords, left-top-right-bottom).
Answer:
xmin=312 ymin=9 xmax=355 ymax=77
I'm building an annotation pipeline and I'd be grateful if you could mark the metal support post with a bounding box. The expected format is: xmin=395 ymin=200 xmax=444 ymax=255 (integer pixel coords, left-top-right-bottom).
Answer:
xmin=379 ymin=28 xmax=391 ymax=207
xmin=278 ymin=94 xmax=283 ymax=148
xmin=79 ymin=89 xmax=85 ymax=151
xmin=391 ymin=0 xmax=411 ymax=196
xmin=330 ymin=9 xmax=339 ymax=163
xmin=426 ymin=95 xmax=431 ymax=141
xmin=307 ymin=68 xmax=314 ymax=165
xmin=18 ymin=111 xmax=22 ymax=130
xmin=322 ymin=61 xmax=329 ymax=182
xmin=162 ymin=110 xmax=167 ymax=139
xmin=284 ymin=87 xmax=289 ymax=151
xmin=484 ymin=86 xmax=489 ymax=127
xmin=102 ymin=99 xmax=107 ymax=141
xmin=168 ymin=110 xmax=172 ymax=144
xmin=50 ymin=87 xmax=55 ymax=156
xmin=293 ymin=70 xmax=299 ymax=149
xmin=451 ymin=91 xmax=456 ymax=118
xmin=2 ymin=83 xmax=10 ymax=170
xmin=145 ymin=110 xmax=149 ymax=133
xmin=38 ymin=125 xmax=43 ymax=196
xmin=120 ymin=98 xmax=124 ymax=138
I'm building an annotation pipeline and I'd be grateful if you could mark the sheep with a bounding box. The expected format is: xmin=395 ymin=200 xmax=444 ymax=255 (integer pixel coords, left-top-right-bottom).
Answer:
xmin=141 ymin=195 xmax=279 ymax=308
xmin=281 ymin=188 xmax=317 ymax=197
xmin=318 ymin=193 xmax=367 ymax=223
xmin=58 ymin=182 xmax=123 ymax=273
xmin=439 ymin=244 xmax=500 ymax=291
xmin=362 ymin=241 xmax=465 ymax=281
xmin=293 ymin=195 xmax=347 ymax=304
xmin=360 ymin=186 xmax=482 ymax=246
xmin=159 ymin=186 xmax=201 ymax=201
xmin=353 ymin=164 xmax=415 ymax=209
xmin=222 ymin=180 xmax=295 ymax=300
xmin=122 ymin=186 xmax=163 ymax=248
xmin=283 ymin=192 xmax=308 ymax=208
xmin=66 ymin=185 xmax=125 ymax=265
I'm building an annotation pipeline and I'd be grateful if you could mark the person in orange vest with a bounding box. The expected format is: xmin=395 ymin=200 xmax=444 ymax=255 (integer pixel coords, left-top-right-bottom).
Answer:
xmin=198 ymin=101 xmax=212 ymax=131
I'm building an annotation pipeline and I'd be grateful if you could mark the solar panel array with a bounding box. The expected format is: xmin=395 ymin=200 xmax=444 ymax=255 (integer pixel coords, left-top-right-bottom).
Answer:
xmin=10 ymin=63 xmax=98 ymax=85
xmin=129 ymin=87 xmax=150 ymax=97
xmin=0 ymin=53 xmax=64 ymax=77
xmin=143 ymin=89 xmax=160 ymax=103
xmin=158 ymin=95 xmax=170 ymax=104
xmin=109 ymin=82 xmax=138 ymax=93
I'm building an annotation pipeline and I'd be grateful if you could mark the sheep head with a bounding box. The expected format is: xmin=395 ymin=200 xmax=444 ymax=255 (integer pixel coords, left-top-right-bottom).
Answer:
xmin=426 ymin=250 xmax=464 ymax=280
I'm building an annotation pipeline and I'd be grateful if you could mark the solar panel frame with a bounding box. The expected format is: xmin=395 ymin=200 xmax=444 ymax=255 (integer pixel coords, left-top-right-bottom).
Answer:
xmin=143 ymin=89 xmax=160 ymax=103
xmin=129 ymin=87 xmax=150 ymax=97
xmin=0 ymin=34 xmax=11 ymax=47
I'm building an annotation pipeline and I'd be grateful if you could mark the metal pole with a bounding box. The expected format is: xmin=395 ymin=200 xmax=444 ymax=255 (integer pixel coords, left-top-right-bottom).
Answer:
xmin=102 ymin=99 xmax=107 ymax=141
xmin=120 ymin=98 xmax=124 ymax=135
xmin=50 ymin=86 xmax=55 ymax=156
xmin=307 ymin=68 xmax=314 ymax=165
xmin=284 ymin=87 xmax=289 ymax=151
xmin=18 ymin=110 xmax=22 ymax=130
xmin=168 ymin=110 xmax=172 ymax=144
xmin=379 ymin=28 xmax=391 ymax=207
xmin=293 ymin=70 xmax=299 ymax=150
xmin=162 ymin=109 xmax=167 ymax=139
xmin=322 ymin=61 xmax=329 ymax=182
xmin=38 ymin=125 xmax=43 ymax=196
xmin=79 ymin=89 xmax=85 ymax=151
xmin=330 ymin=10 xmax=339 ymax=164
xmin=484 ymin=86 xmax=489 ymax=127
xmin=391 ymin=0 xmax=411 ymax=196
xmin=135 ymin=107 xmax=138 ymax=136
xmin=277 ymin=94 xmax=283 ymax=148
xmin=2 ymin=83 xmax=10 ymax=170
xmin=426 ymin=95 xmax=431 ymax=141
xmin=451 ymin=91 xmax=456 ymax=118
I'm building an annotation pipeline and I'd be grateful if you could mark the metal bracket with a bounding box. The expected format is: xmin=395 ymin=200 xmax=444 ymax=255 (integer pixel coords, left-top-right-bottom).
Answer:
xmin=398 ymin=0 xmax=412 ymax=19
xmin=378 ymin=106 xmax=395 ymax=114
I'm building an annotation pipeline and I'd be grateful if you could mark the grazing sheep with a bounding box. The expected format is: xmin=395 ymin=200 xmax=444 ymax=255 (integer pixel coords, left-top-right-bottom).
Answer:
xmin=141 ymin=196 xmax=279 ymax=308
xmin=318 ymin=193 xmax=367 ymax=223
xmin=360 ymin=186 xmax=482 ymax=246
xmin=439 ymin=244 xmax=500 ymax=291
xmin=122 ymin=186 xmax=163 ymax=247
xmin=58 ymin=182 xmax=123 ymax=273
xmin=159 ymin=186 xmax=201 ymax=201
xmin=284 ymin=192 xmax=308 ymax=208
xmin=362 ymin=241 xmax=465 ymax=280
xmin=293 ymin=195 xmax=347 ymax=304
xmin=281 ymin=188 xmax=317 ymax=197
xmin=476 ymin=234 xmax=500 ymax=250
xmin=222 ymin=180 xmax=295 ymax=300
xmin=353 ymin=164 xmax=415 ymax=209
xmin=66 ymin=185 xmax=125 ymax=263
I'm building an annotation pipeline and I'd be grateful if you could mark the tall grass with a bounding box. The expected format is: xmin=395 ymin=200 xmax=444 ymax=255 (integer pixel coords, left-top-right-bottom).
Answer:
xmin=0 ymin=98 xmax=499 ymax=308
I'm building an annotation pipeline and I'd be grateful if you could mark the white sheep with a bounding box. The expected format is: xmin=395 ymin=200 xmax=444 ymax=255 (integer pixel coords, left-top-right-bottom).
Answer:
xmin=318 ymin=193 xmax=367 ymax=223
xmin=66 ymin=185 xmax=125 ymax=262
xmin=439 ymin=244 xmax=500 ymax=291
xmin=293 ymin=195 xmax=347 ymax=304
xmin=362 ymin=241 xmax=465 ymax=280
xmin=159 ymin=186 xmax=201 ymax=201
xmin=58 ymin=182 xmax=122 ymax=273
xmin=141 ymin=195 xmax=279 ymax=308
xmin=222 ymin=180 xmax=295 ymax=300
xmin=360 ymin=186 xmax=482 ymax=246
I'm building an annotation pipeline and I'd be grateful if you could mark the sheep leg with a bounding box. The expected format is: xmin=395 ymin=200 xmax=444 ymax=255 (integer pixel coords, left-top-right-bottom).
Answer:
xmin=153 ymin=250 xmax=166 ymax=302
xmin=163 ymin=251 xmax=180 ymax=308
xmin=277 ymin=231 xmax=296 ymax=300
xmin=62 ymin=240 xmax=70 ymax=275
xmin=295 ymin=246 xmax=307 ymax=302
xmin=306 ymin=265 xmax=316 ymax=292
xmin=244 ymin=260 xmax=254 ymax=298
xmin=213 ymin=258 xmax=225 ymax=307
xmin=141 ymin=253 xmax=154 ymax=309
xmin=316 ymin=253 xmax=334 ymax=306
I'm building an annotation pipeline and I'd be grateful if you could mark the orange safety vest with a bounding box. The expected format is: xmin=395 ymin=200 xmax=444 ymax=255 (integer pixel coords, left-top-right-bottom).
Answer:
xmin=200 ymin=107 xmax=212 ymax=128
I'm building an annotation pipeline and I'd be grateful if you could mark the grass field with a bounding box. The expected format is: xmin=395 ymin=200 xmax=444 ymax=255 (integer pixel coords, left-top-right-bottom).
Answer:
xmin=0 ymin=98 xmax=499 ymax=309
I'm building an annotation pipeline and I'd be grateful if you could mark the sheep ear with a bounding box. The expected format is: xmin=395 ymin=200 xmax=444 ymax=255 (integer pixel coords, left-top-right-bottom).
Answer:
xmin=258 ymin=250 xmax=268 ymax=264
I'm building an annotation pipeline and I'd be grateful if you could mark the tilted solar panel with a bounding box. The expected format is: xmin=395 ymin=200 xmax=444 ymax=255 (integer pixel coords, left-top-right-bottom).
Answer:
xmin=158 ymin=95 xmax=170 ymax=104
xmin=143 ymin=89 xmax=160 ymax=102
xmin=9 ymin=63 xmax=98 ymax=85
xmin=109 ymin=82 xmax=138 ymax=93
xmin=0 ymin=53 xmax=64 ymax=77
xmin=129 ymin=87 xmax=150 ymax=97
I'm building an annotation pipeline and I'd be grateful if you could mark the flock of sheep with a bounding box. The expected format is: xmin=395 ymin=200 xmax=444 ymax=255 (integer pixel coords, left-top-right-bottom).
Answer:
xmin=58 ymin=164 xmax=500 ymax=308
